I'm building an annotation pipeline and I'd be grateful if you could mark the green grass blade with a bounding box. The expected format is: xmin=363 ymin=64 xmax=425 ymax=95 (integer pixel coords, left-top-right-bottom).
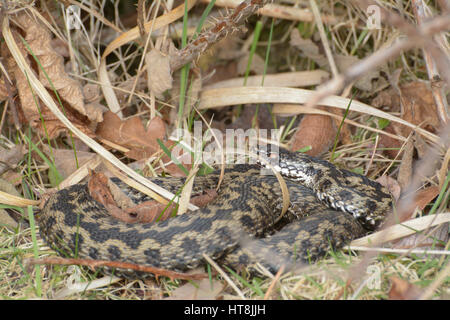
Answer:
xmin=27 ymin=205 xmax=41 ymax=297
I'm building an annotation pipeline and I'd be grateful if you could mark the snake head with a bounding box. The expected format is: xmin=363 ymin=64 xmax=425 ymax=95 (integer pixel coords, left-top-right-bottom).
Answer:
xmin=252 ymin=144 xmax=280 ymax=165
xmin=252 ymin=144 xmax=305 ymax=168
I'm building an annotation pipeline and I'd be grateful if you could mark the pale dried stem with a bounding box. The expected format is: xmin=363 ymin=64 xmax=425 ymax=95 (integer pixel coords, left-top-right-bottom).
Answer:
xmin=202 ymin=253 xmax=246 ymax=299
xmin=309 ymin=0 xmax=338 ymax=77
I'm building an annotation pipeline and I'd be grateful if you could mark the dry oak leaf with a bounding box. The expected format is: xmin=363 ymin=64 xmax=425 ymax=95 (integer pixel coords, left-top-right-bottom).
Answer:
xmin=53 ymin=149 xmax=96 ymax=180
xmin=389 ymin=186 xmax=448 ymax=256
xmin=96 ymin=111 xmax=165 ymax=161
xmin=13 ymin=13 xmax=85 ymax=116
xmin=398 ymin=186 xmax=440 ymax=222
xmin=88 ymin=171 xmax=145 ymax=224
xmin=388 ymin=277 xmax=422 ymax=300
xmin=372 ymin=81 xmax=440 ymax=158
xmin=4 ymin=12 xmax=97 ymax=138
xmin=87 ymin=171 xmax=159 ymax=224
xmin=375 ymin=175 xmax=401 ymax=202
xmin=291 ymin=108 xmax=337 ymax=156
xmin=0 ymin=144 xmax=26 ymax=175
xmin=96 ymin=112 xmax=190 ymax=176
xmin=166 ymin=278 xmax=224 ymax=300
xmin=146 ymin=49 xmax=173 ymax=99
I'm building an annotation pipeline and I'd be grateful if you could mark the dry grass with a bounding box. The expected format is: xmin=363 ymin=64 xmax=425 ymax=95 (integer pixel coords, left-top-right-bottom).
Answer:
xmin=0 ymin=0 xmax=449 ymax=299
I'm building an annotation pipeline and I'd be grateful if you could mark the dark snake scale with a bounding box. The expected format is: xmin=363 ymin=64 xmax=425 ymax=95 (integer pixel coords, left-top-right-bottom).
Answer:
xmin=38 ymin=148 xmax=392 ymax=277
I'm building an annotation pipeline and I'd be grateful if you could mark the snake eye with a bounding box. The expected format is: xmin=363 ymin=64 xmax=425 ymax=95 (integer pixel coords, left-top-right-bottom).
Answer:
xmin=128 ymin=212 xmax=138 ymax=218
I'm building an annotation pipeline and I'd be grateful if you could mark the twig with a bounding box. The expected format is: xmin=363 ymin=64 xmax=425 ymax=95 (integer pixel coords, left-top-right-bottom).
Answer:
xmin=170 ymin=0 xmax=269 ymax=71
xmin=27 ymin=257 xmax=208 ymax=280
xmin=200 ymin=0 xmax=339 ymax=23
xmin=263 ymin=264 xmax=284 ymax=300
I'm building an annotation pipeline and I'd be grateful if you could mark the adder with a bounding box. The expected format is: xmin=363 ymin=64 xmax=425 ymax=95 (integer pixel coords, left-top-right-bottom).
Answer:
xmin=38 ymin=147 xmax=392 ymax=277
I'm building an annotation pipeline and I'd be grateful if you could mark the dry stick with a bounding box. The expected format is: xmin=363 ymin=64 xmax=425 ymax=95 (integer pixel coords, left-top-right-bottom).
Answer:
xmin=169 ymin=0 xmax=270 ymax=71
xmin=412 ymin=0 xmax=449 ymax=125
xmin=263 ymin=264 xmax=285 ymax=300
xmin=304 ymin=13 xmax=450 ymax=110
xmin=27 ymin=257 xmax=207 ymax=280
xmin=200 ymin=0 xmax=338 ymax=23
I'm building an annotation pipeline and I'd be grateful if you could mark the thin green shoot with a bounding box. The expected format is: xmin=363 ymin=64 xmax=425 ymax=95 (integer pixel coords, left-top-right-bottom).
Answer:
xmin=330 ymin=92 xmax=355 ymax=162
xmin=27 ymin=205 xmax=41 ymax=297
xmin=22 ymin=134 xmax=63 ymax=186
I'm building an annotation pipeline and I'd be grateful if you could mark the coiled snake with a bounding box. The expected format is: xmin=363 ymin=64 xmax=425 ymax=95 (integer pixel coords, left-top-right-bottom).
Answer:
xmin=39 ymin=147 xmax=392 ymax=277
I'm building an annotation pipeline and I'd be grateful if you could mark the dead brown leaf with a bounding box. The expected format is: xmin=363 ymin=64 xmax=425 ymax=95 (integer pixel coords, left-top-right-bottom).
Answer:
xmin=88 ymin=171 xmax=117 ymax=210
xmin=376 ymin=175 xmax=401 ymax=202
xmin=88 ymin=171 xmax=162 ymax=224
xmin=3 ymin=13 xmax=98 ymax=138
xmin=228 ymin=105 xmax=275 ymax=131
xmin=29 ymin=102 xmax=94 ymax=139
xmin=53 ymin=149 xmax=96 ymax=179
xmin=96 ymin=111 xmax=191 ymax=176
xmin=291 ymin=109 xmax=337 ymax=156
xmin=146 ymin=49 xmax=173 ymax=98
xmin=166 ymin=277 xmax=224 ymax=300
xmin=392 ymin=222 xmax=449 ymax=255
xmin=237 ymin=53 xmax=266 ymax=75
xmin=83 ymin=84 xmax=101 ymax=103
xmin=290 ymin=29 xmax=327 ymax=66
xmin=398 ymin=186 xmax=440 ymax=222
xmin=113 ymin=189 xmax=217 ymax=224
xmin=0 ymin=144 xmax=26 ymax=175
xmin=373 ymin=81 xmax=440 ymax=158
xmin=398 ymin=82 xmax=440 ymax=132
xmin=388 ymin=276 xmax=422 ymax=300
xmin=50 ymin=37 xmax=70 ymax=58
xmin=96 ymin=111 xmax=165 ymax=161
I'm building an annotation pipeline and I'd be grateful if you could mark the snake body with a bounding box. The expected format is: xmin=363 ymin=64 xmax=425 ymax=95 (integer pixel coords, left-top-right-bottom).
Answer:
xmin=39 ymin=148 xmax=392 ymax=276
